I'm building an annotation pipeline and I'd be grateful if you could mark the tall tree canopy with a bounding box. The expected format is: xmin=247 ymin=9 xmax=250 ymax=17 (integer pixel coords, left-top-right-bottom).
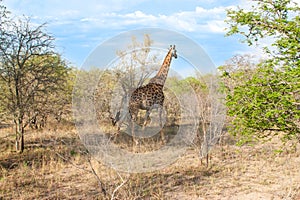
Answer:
xmin=0 ymin=5 xmax=70 ymax=152
xmin=224 ymin=0 xmax=300 ymax=144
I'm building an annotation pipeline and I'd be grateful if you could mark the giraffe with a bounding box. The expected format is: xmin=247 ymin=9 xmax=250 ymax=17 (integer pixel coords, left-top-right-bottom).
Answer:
xmin=128 ymin=45 xmax=177 ymax=144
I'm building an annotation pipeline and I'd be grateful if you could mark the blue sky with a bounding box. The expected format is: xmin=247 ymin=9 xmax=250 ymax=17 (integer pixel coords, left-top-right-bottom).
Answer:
xmin=3 ymin=0 xmax=270 ymax=69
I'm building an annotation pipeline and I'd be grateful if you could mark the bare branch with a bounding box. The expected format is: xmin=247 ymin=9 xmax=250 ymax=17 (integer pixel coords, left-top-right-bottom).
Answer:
xmin=111 ymin=172 xmax=129 ymax=200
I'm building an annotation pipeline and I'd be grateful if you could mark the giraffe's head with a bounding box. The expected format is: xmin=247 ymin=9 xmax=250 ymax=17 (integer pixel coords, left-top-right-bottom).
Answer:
xmin=170 ymin=45 xmax=177 ymax=59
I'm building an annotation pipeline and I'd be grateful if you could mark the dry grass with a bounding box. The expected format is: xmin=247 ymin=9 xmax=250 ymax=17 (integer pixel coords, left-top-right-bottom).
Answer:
xmin=1 ymin=125 xmax=300 ymax=199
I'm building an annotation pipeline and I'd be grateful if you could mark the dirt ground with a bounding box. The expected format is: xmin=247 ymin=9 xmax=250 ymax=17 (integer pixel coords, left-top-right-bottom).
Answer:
xmin=1 ymin=127 xmax=300 ymax=199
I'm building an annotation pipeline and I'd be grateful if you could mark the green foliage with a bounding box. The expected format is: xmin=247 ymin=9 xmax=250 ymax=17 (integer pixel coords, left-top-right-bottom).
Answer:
xmin=226 ymin=63 xmax=300 ymax=143
xmin=0 ymin=9 xmax=70 ymax=152
xmin=226 ymin=0 xmax=300 ymax=54
xmin=183 ymin=76 xmax=207 ymax=92
xmin=225 ymin=0 xmax=300 ymax=144
xmin=166 ymin=76 xmax=206 ymax=96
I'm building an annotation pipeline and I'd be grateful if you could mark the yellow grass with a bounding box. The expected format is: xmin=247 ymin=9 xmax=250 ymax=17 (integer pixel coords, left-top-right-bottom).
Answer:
xmin=1 ymin=125 xmax=300 ymax=199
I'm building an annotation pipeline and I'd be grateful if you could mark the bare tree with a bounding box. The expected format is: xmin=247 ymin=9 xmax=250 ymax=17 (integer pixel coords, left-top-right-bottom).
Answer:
xmin=183 ymin=75 xmax=226 ymax=166
xmin=94 ymin=35 xmax=160 ymax=130
xmin=198 ymin=75 xmax=226 ymax=166
xmin=0 ymin=16 xmax=69 ymax=152
xmin=0 ymin=0 xmax=9 ymax=26
xmin=218 ymin=54 xmax=259 ymax=92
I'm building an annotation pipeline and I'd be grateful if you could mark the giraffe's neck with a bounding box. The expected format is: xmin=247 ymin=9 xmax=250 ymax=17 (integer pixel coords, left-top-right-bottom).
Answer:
xmin=148 ymin=48 xmax=173 ymax=86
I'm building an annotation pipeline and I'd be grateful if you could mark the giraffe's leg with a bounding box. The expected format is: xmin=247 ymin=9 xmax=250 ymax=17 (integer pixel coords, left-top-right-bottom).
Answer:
xmin=131 ymin=112 xmax=139 ymax=146
xmin=142 ymin=110 xmax=151 ymax=128
xmin=131 ymin=117 xmax=136 ymax=144
xmin=159 ymin=107 xmax=166 ymax=144
xmin=139 ymin=110 xmax=150 ymax=145
xmin=158 ymin=107 xmax=163 ymax=127
xmin=112 ymin=125 xmax=120 ymax=143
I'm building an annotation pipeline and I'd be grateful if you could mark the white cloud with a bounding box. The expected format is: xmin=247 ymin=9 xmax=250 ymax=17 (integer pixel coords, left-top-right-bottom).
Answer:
xmin=207 ymin=20 xmax=227 ymax=33
xmin=5 ymin=0 xmax=231 ymax=34
xmin=4 ymin=0 xmax=146 ymax=20
xmin=3 ymin=0 xmax=240 ymax=66
xmin=73 ymin=6 xmax=230 ymax=34
xmin=159 ymin=6 xmax=229 ymax=32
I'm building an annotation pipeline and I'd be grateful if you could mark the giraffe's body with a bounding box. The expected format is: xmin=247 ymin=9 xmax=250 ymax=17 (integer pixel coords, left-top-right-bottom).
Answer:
xmin=128 ymin=45 xmax=177 ymax=143
xmin=129 ymin=83 xmax=164 ymax=121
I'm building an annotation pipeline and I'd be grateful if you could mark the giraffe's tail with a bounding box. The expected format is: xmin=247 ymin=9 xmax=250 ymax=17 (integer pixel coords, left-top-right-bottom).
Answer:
xmin=110 ymin=111 xmax=121 ymax=126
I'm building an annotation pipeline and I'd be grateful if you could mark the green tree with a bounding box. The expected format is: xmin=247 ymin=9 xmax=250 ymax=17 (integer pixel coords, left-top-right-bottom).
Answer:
xmin=25 ymin=55 xmax=72 ymax=129
xmin=0 ymin=0 xmax=9 ymax=119
xmin=225 ymin=0 xmax=300 ymax=144
xmin=0 ymin=14 xmax=69 ymax=152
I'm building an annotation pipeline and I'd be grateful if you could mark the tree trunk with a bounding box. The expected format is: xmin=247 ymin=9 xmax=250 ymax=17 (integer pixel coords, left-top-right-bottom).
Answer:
xmin=15 ymin=118 xmax=24 ymax=153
